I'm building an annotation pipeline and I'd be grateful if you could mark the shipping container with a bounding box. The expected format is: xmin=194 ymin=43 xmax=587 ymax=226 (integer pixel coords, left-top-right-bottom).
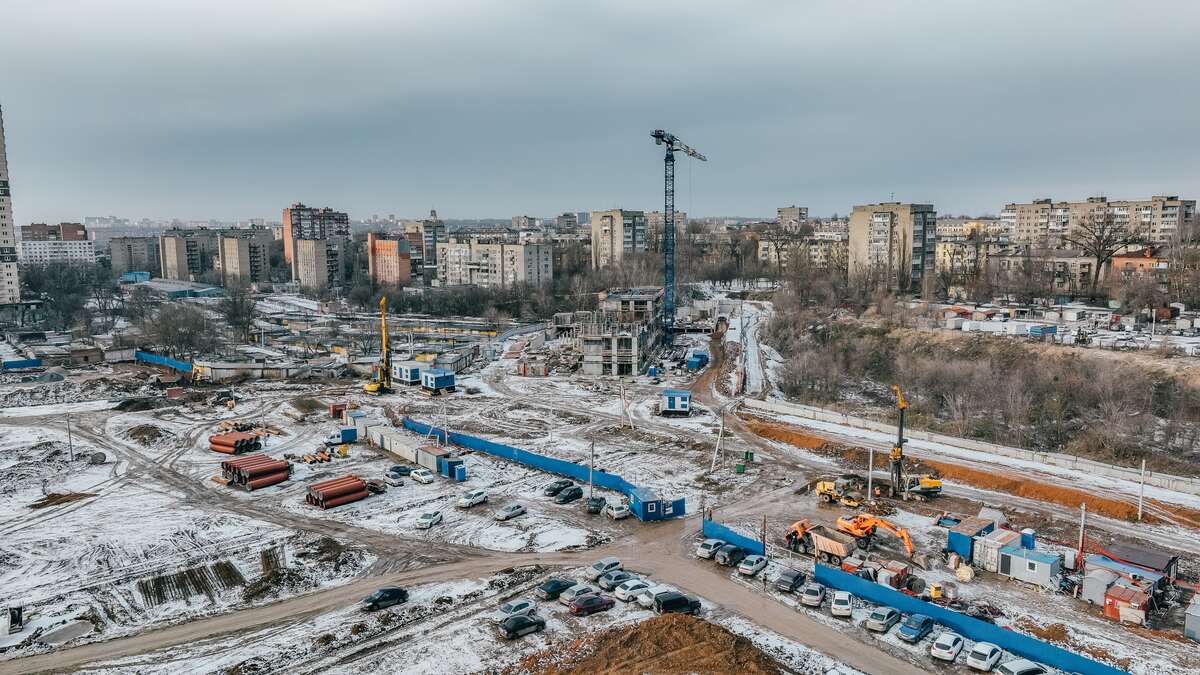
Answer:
xmin=339 ymin=427 xmax=357 ymax=443
xmin=973 ymin=529 xmax=1021 ymax=573
xmin=417 ymin=444 xmax=452 ymax=472
xmin=421 ymin=368 xmax=455 ymax=392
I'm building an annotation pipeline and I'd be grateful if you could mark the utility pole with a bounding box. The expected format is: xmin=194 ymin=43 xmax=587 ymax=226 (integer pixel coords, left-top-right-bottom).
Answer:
xmin=1137 ymin=458 xmax=1146 ymax=522
xmin=66 ymin=413 xmax=74 ymax=462
xmin=866 ymin=446 xmax=874 ymax=502
xmin=589 ymin=438 xmax=595 ymax=499
xmin=1076 ymin=503 xmax=1087 ymax=568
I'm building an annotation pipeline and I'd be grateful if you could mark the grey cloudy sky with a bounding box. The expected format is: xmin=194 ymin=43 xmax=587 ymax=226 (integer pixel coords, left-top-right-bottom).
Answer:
xmin=1 ymin=1 xmax=1197 ymax=223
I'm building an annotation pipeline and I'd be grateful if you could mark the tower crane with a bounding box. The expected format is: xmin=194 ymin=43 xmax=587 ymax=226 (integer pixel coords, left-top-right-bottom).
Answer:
xmin=364 ymin=296 xmax=392 ymax=395
xmin=651 ymin=129 xmax=706 ymax=346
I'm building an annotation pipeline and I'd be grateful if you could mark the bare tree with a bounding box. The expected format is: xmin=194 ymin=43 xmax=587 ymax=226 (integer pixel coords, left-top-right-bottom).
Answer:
xmin=1062 ymin=211 xmax=1146 ymax=298
xmin=218 ymin=282 xmax=257 ymax=342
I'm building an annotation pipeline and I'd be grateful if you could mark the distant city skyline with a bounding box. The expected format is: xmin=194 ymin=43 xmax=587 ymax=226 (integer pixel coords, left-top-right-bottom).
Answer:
xmin=1 ymin=2 xmax=1197 ymax=225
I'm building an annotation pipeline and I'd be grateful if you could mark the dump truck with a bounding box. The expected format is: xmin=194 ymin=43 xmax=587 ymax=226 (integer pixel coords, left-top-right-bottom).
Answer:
xmin=785 ymin=519 xmax=858 ymax=565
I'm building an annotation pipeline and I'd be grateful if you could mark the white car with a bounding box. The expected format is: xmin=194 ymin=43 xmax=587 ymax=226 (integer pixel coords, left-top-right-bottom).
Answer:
xmin=995 ymin=659 xmax=1046 ymax=675
xmin=457 ymin=489 xmax=488 ymax=509
xmin=829 ymin=590 xmax=854 ymax=617
xmin=965 ymin=643 xmax=1003 ymax=671
xmin=930 ymin=632 xmax=964 ymax=662
xmin=636 ymin=584 xmax=677 ymax=609
xmin=603 ymin=503 xmax=631 ymax=520
xmin=410 ymin=468 xmax=435 ymax=484
xmin=587 ymin=557 xmax=622 ymax=581
xmin=614 ymin=579 xmax=651 ymax=602
xmin=490 ymin=598 xmax=536 ymax=624
xmin=494 ymin=504 xmax=526 ymax=521
xmin=695 ymin=538 xmax=725 ymax=559
xmin=383 ymin=475 xmax=405 ymax=487
xmin=415 ymin=511 xmax=442 ymax=529
xmin=799 ymin=583 xmax=825 ymax=607
xmin=737 ymin=554 xmax=767 ymax=576
xmin=558 ymin=584 xmax=598 ymax=606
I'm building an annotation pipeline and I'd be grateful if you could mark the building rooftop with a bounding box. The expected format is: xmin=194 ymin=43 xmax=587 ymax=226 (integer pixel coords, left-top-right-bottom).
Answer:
xmin=604 ymin=287 xmax=664 ymax=301
xmin=1103 ymin=543 xmax=1178 ymax=573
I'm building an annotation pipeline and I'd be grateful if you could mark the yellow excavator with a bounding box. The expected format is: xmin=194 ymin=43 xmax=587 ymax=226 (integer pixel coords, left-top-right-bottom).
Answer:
xmin=888 ymin=384 xmax=942 ymax=500
xmin=364 ymin=297 xmax=392 ymax=395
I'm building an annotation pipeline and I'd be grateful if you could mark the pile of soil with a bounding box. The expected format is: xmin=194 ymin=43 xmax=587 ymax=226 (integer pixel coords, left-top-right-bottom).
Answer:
xmin=127 ymin=424 xmax=165 ymax=445
xmin=289 ymin=397 xmax=324 ymax=414
xmin=509 ymin=614 xmax=783 ymax=675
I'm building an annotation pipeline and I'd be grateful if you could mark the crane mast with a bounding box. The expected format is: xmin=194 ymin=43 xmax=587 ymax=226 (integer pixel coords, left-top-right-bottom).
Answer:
xmin=651 ymin=129 xmax=706 ymax=347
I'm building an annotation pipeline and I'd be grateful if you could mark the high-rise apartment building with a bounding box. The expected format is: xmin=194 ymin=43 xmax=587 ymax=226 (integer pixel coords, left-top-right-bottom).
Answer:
xmin=281 ymin=203 xmax=349 ymax=266
xmin=294 ymin=238 xmax=340 ymax=290
xmin=554 ymin=212 xmax=578 ymax=233
xmin=218 ymin=236 xmax=269 ymax=286
xmin=1001 ymin=196 xmax=1195 ymax=247
xmin=644 ymin=210 xmax=687 ymax=251
xmin=848 ymin=202 xmax=937 ymax=292
xmin=18 ymin=239 xmax=96 ymax=264
xmin=367 ymin=232 xmax=412 ymax=286
xmin=159 ymin=231 xmax=219 ymax=281
xmin=511 ymin=215 xmax=538 ymax=230
xmin=777 ymin=206 xmax=809 ymax=232
xmin=0 ymin=106 xmax=19 ymax=303
xmin=590 ymin=209 xmax=646 ymax=269
xmin=404 ymin=210 xmax=447 ymax=281
xmin=436 ymin=239 xmax=552 ymax=288
xmin=109 ymin=236 xmax=162 ymax=276
xmin=20 ymin=222 xmax=88 ymax=241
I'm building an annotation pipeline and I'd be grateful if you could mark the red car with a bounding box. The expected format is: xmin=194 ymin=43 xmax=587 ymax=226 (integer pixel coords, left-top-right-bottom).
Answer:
xmin=569 ymin=593 xmax=615 ymax=616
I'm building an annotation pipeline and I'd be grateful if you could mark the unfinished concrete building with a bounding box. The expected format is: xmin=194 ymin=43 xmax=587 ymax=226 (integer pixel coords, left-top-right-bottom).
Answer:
xmin=580 ymin=287 xmax=664 ymax=376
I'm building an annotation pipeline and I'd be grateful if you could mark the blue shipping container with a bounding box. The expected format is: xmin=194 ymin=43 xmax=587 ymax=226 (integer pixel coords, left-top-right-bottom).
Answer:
xmin=340 ymin=427 xmax=357 ymax=443
xmin=947 ymin=530 xmax=975 ymax=562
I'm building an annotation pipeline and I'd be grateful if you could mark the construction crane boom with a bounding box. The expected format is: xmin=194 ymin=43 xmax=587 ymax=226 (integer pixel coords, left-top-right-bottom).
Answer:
xmin=364 ymin=296 xmax=392 ymax=395
xmin=889 ymin=384 xmax=907 ymax=497
xmin=651 ymin=129 xmax=706 ymax=347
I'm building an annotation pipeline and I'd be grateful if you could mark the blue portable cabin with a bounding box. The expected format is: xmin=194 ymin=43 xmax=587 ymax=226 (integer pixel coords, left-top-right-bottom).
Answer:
xmin=392 ymin=360 xmax=422 ymax=386
xmin=120 ymin=271 xmax=151 ymax=284
xmin=946 ymin=517 xmax=995 ymax=563
xmin=686 ymin=350 xmax=710 ymax=371
xmin=338 ymin=427 xmax=357 ymax=443
xmin=628 ymin=486 xmax=686 ymax=521
xmin=659 ymin=389 xmax=691 ymax=415
xmin=421 ymin=368 xmax=455 ymax=393
xmin=438 ymin=456 xmax=464 ymax=479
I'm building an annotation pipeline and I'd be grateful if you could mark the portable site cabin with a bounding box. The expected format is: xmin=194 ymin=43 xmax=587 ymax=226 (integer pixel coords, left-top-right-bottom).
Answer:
xmin=1082 ymin=568 xmax=1121 ymax=606
xmin=999 ymin=546 xmax=1062 ymax=589
xmin=1186 ymin=596 xmax=1200 ymax=642
xmin=1103 ymin=583 xmax=1149 ymax=625
xmin=947 ymin=517 xmax=995 ymax=563
xmin=416 ymin=444 xmax=452 ymax=472
xmin=659 ymin=389 xmax=691 ymax=416
xmin=421 ymin=368 xmax=455 ymax=394
xmin=628 ymin=486 xmax=685 ymax=522
xmin=391 ymin=360 xmax=422 ymax=386
xmin=974 ymin=529 xmax=1021 ymax=573
xmin=686 ymin=351 xmax=709 ymax=371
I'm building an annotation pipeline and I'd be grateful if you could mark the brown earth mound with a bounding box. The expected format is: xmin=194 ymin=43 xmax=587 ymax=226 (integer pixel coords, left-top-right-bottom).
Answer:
xmin=743 ymin=416 xmax=827 ymax=449
xmin=127 ymin=424 xmax=164 ymax=445
xmin=509 ymin=614 xmax=782 ymax=675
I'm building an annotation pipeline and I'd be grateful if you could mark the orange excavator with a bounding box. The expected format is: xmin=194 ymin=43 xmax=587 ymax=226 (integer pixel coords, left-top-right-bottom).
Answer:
xmin=836 ymin=514 xmax=923 ymax=567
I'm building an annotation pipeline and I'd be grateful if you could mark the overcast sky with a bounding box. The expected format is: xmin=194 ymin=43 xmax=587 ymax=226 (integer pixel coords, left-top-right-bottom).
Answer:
xmin=1 ymin=1 xmax=1197 ymax=223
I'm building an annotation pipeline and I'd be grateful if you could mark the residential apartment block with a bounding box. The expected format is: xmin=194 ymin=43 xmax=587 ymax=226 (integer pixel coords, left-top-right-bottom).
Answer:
xmin=777 ymin=205 xmax=809 ymax=232
xmin=987 ymin=248 xmax=1098 ymax=294
xmin=294 ymin=238 xmax=339 ymax=290
xmin=109 ymin=236 xmax=162 ymax=276
xmin=580 ymin=287 xmax=664 ymax=376
xmin=848 ymin=202 xmax=937 ymax=292
xmin=435 ymin=239 xmax=552 ymax=288
xmin=934 ymin=236 xmax=1008 ymax=279
xmin=404 ymin=210 xmax=446 ymax=281
xmin=1000 ymin=196 xmax=1195 ymax=247
xmin=17 ymin=239 xmax=97 ymax=264
xmin=218 ymin=236 xmax=269 ymax=286
xmin=554 ymin=212 xmax=578 ymax=233
xmin=0 ymin=106 xmax=20 ymax=303
xmin=21 ymin=222 xmax=88 ymax=241
xmin=645 ymin=210 xmax=687 ymax=251
xmin=935 ymin=218 xmax=1005 ymax=239
xmin=590 ymin=209 xmax=647 ymax=269
xmin=367 ymin=232 xmax=412 ymax=287
xmin=757 ymin=231 xmax=847 ymax=270
xmin=159 ymin=232 xmax=219 ymax=281
xmin=511 ymin=215 xmax=538 ymax=230
xmin=281 ymin=203 xmax=349 ymax=266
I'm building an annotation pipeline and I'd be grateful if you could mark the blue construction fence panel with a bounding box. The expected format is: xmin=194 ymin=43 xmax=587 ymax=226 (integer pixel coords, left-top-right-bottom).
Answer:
xmin=701 ymin=519 xmax=765 ymax=556
xmin=402 ymin=417 xmax=684 ymax=520
xmin=812 ymin=565 xmax=1126 ymax=675
xmin=135 ymin=350 xmax=193 ymax=373
xmin=0 ymin=358 xmax=42 ymax=371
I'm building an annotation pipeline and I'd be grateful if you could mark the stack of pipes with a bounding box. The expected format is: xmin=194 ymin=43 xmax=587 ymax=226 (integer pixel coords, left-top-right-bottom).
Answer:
xmin=209 ymin=431 xmax=261 ymax=455
xmin=220 ymin=454 xmax=292 ymax=490
xmin=306 ymin=475 xmax=368 ymax=509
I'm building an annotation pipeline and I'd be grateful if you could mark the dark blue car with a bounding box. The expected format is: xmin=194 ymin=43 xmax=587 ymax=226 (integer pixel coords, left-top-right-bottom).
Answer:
xmin=896 ymin=613 xmax=934 ymax=642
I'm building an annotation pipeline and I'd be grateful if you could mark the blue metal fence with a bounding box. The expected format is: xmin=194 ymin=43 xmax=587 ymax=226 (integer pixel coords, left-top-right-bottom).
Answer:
xmin=402 ymin=417 xmax=684 ymax=521
xmin=812 ymin=564 xmax=1126 ymax=675
xmin=0 ymin=358 xmax=42 ymax=371
xmin=701 ymin=519 xmax=765 ymax=556
xmin=134 ymin=350 xmax=193 ymax=373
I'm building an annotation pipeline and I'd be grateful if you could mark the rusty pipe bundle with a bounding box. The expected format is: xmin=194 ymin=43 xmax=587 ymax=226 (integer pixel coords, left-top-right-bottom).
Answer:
xmin=317 ymin=490 xmax=368 ymax=509
xmin=247 ymin=471 xmax=291 ymax=491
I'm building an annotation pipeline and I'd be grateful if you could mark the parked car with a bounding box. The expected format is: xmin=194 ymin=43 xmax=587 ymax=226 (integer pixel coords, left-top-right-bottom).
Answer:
xmin=415 ymin=511 xmax=443 ymax=529
xmin=965 ymin=642 xmax=1004 ymax=671
xmin=555 ymin=486 xmax=584 ymax=504
xmin=614 ymin=578 xmax=651 ymax=602
xmin=829 ymin=590 xmax=854 ymax=617
xmin=498 ymin=613 xmax=546 ymax=640
xmin=457 ymin=489 xmax=489 ymax=509
xmin=383 ymin=474 xmax=405 ymax=487
xmin=799 ymin=583 xmax=825 ymax=608
xmin=994 ymin=659 xmax=1046 ymax=675
xmin=654 ymin=591 xmax=701 ymax=615
xmin=774 ymin=569 xmax=806 ymax=593
xmin=585 ymin=496 xmax=606 ymax=514
xmin=558 ymin=584 xmax=598 ymax=606
xmin=694 ymin=538 xmax=725 ymax=559
xmin=588 ymin=557 xmax=623 ymax=580
xmin=494 ymin=503 xmax=526 ymax=521
xmin=636 ymin=585 xmax=678 ymax=609
xmin=598 ymin=570 xmax=637 ymax=591
xmin=603 ymin=503 xmax=631 ymax=520
xmin=714 ymin=544 xmax=746 ymax=566
xmin=387 ymin=465 xmax=413 ymax=477
xmin=542 ymin=479 xmax=573 ymax=496
xmin=535 ymin=578 xmax=575 ymax=600
xmin=410 ymin=468 xmax=435 ymax=484
xmin=737 ymin=554 xmax=767 ymax=576
xmin=361 ymin=587 xmax=408 ymax=611
xmin=490 ymin=598 xmax=536 ymax=623
xmin=930 ymin=632 xmax=965 ymax=662
xmin=865 ymin=607 xmax=901 ymax=632
xmin=897 ymin=613 xmax=934 ymax=643
xmin=570 ymin=593 xmax=615 ymax=616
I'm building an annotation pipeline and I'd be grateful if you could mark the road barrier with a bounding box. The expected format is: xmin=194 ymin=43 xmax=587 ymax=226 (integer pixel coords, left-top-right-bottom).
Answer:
xmin=701 ymin=519 xmax=764 ymax=556
xmin=812 ymin=564 xmax=1126 ymax=675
